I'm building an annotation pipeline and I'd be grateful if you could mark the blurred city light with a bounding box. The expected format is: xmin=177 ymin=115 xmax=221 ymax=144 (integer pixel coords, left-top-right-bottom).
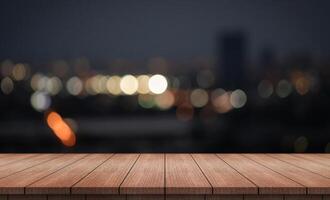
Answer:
xmin=46 ymin=111 xmax=76 ymax=147
xmin=107 ymin=75 xmax=121 ymax=95
xmin=12 ymin=63 xmax=27 ymax=81
xmin=120 ymin=75 xmax=138 ymax=95
xmin=258 ymin=80 xmax=273 ymax=98
xmin=0 ymin=77 xmax=14 ymax=94
xmin=155 ymin=90 xmax=175 ymax=110
xmin=276 ymin=80 xmax=292 ymax=98
xmin=66 ymin=76 xmax=83 ymax=96
xmin=190 ymin=89 xmax=209 ymax=108
xmin=148 ymin=74 xmax=168 ymax=94
xmin=230 ymin=89 xmax=247 ymax=108
xmin=30 ymin=91 xmax=51 ymax=112
xmin=137 ymin=75 xmax=150 ymax=94
xmin=211 ymin=88 xmax=232 ymax=113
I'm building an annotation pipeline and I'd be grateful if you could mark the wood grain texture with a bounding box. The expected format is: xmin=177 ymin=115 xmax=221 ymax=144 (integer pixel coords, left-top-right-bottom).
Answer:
xmin=120 ymin=154 xmax=164 ymax=195
xmin=47 ymin=195 xmax=85 ymax=200
xmin=0 ymin=154 xmax=37 ymax=167
xmin=127 ymin=195 xmax=164 ymax=200
xmin=166 ymin=154 xmax=212 ymax=195
xmin=245 ymin=154 xmax=330 ymax=194
xmin=166 ymin=195 xmax=205 ymax=200
xmin=206 ymin=195 xmax=243 ymax=200
xmin=26 ymin=154 xmax=112 ymax=195
xmin=0 ymin=154 xmax=86 ymax=194
xmin=284 ymin=195 xmax=322 ymax=200
xmin=244 ymin=195 xmax=283 ymax=200
xmin=7 ymin=195 xmax=46 ymax=200
xmin=86 ymin=195 xmax=125 ymax=200
xmin=217 ymin=154 xmax=304 ymax=195
xmin=270 ymin=154 xmax=330 ymax=178
xmin=0 ymin=154 xmax=60 ymax=179
xmin=294 ymin=154 xmax=330 ymax=167
xmin=192 ymin=154 xmax=257 ymax=194
xmin=73 ymin=154 xmax=139 ymax=194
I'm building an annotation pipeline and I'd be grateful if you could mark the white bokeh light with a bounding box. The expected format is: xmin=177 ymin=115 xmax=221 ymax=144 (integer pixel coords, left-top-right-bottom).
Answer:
xmin=148 ymin=74 xmax=168 ymax=94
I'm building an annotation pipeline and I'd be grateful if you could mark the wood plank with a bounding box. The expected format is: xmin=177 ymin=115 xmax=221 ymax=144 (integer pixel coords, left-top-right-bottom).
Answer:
xmin=86 ymin=195 xmax=125 ymax=200
xmin=245 ymin=154 xmax=330 ymax=194
xmin=73 ymin=154 xmax=139 ymax=194
xmin=47 ymin=195 xmax=85 ymax=200
xmin=284 ymin=195 xmax=322 ymax=200
xmin=26 ymin=154 xmax=112 ymax=194
xmin=0 ymin=154 xmax=60 ymax=179
xmin=120 ymin=154 xmax=164 ymax=195
xmin=192 ymin=154 xmax=257 ymax=194
xmin=206 ymin=195 xmax=243 ymax=200
xmin=269 ymin=154 xmax=330 ymax=178
xmin=7 ymin=195 xmax=46 ymax=200
xmin=166 ymin=154 xmax=212 ymax=195
xmin=0 ymin=154 xmax=37 ymax=167
xmin=0 ymin=154 xmax=86 ymax=194
xmin=217 ymin=154 xmax=304 ymax=195
xmin=166 ymin=195 xmax=204 ymax=200
xmin=127 ymin=195 xmax=164 ymax=200
xmin=244 ymin=195 xmax=283 ymax=200
xmin=294 ymin=154 xmax=330 ymax=167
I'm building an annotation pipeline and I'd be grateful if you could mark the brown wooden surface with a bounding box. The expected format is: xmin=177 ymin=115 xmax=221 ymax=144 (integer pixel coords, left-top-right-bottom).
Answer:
xmin=120 ymin=154 xmax=164 ymax=195
xmin=192 ymin=154 xmax=257 ymax=194
xmin=0 ymin=154 xmax=85 ymax=194
xmin=73 ymin=154 xmax=139 ymax=194
xmin=245 ymin=154 xmax=330 ymax=194
xmin=165 ymin=154 xmax=212 ymax=195
xmin=26 ymin=154 xmax=112 ymax=194
xmin=217 ymin=154 xmax=305 ymax=195
xmin=0 ymin=154 xmax=329 ymax=197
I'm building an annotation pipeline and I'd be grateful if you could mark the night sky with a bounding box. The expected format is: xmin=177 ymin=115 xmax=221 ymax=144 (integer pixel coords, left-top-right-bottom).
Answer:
xmin=1 ymin=0 xmax=330 ymax=62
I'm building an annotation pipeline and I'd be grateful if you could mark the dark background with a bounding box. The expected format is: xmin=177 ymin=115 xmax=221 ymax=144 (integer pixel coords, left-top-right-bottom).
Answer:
xmin=1 ymin=0 xmax=330 ymax=153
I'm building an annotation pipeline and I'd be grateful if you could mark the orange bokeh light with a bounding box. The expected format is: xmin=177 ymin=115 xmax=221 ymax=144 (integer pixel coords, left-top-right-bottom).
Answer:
xmin=46 ymin=111 xmax=76 ymax=147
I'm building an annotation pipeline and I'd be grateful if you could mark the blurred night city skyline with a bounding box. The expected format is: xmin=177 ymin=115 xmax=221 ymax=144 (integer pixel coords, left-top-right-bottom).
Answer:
xmin=1 ymin=0 xmax=330 ymax=153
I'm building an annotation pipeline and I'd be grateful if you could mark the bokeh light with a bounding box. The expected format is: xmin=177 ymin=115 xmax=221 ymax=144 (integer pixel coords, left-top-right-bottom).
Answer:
xmin=30 ymin=91 xmax=51 ymax=112
xmin=276 ymin=80 xmax=292 ymax=98
xmin=258 ymin=80 xmax=273 ymax=98
xmin=107 ymin=75 xmax=122 ymax=95
xmin=120 ymin=75 xmax=138 ymax=95
xmin=211 ymin=88 xmax=232 ymax=113
xmin=138 ymin=94 xmax=155 ymax=109
xmin=66 ymin=76 xmax=83 ymax=96
xmin=137 ymin=75 xmax=150 ymax=94
xmin=0 ymin=77 xmax=14 ymax=94
xmin=46 ymin=77 xmax=62 ymax=95
xmin=155 ymin=90 xmax=175 ymax=110
xmin=12 ymin=63 xmax=27 ymax=81
xmin=230 ymin=89 xmax=247 ymax=108
xmin=190 ymin=89 xmax=209 ymax=108
xmin=46 ymin=111 xmax=76 ymax=147
xmin=148 ymin=74 xmax=168 ymax=94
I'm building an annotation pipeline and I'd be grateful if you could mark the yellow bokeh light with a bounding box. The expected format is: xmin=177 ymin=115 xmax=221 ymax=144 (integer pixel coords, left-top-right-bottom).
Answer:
xmin=120 ymin=75 xmax=138 ymax=95
xmin=137 ymin=75 xmax=150 ymax=94
xmin=148 ymin=74 xmax=168 ymax=94
xmin=107 ymin=76 xmax=121 ymax=95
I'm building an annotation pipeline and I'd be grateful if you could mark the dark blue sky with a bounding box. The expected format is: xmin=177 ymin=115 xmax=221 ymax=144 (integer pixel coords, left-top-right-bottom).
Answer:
xmin=1 ymin=0 xmax=330 ymax=62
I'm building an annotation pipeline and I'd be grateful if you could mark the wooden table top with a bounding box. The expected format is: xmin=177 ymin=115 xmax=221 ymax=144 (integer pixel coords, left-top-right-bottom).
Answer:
xmin=0 ymin=154 xmax=329 ymax=196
